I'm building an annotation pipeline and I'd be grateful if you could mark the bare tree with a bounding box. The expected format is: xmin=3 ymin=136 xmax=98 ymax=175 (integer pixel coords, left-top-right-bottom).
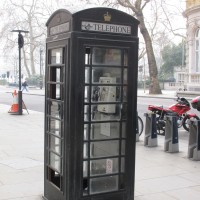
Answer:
xmin=0 ymin=0 xmax=51 ymax=77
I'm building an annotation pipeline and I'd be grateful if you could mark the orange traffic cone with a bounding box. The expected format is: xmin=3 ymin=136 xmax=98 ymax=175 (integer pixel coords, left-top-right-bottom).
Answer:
xmin=8 ymin=90 xmax=19 ymax=114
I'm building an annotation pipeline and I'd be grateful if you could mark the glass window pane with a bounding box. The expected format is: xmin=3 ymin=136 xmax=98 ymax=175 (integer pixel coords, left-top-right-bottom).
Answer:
xmin=90 ymin=175 xmax=118 ymax=194
xmin=48 ymin=100 xmax=62 ymax=119
xmin=122 ymin=122 xmax=126 ymax=138
xmin=196 ymin=29 xmax=200 ymax=37
xmin=121 ymin=140 xmax=126 ymax=155
xmin=83 ymin=161 xmax=88 ymax=177
xmin=85 ymin=47 xmax=91 ymax=65
xmin=84 ymin=105 xmax=90 ymax=122
xmin=48 ymin=83 xmax=63 ymax=100
xmin=90 ymin=140 xmax=119 ymax=158
xmin=121 ymin=157 xmax=125 ymax=172
xmin=123 ymin=68 xmax=127 ymax=84
xmin=84 ymin=86 xmax=90 ymax=102
xmin=196 ymin=40 xmax=199 ymax=51
xmin=91 ymin=85 xmax=121 ymax=103
xmin=91 ymin=105 xmax=121 ymax=121
xmin=83 ymin=142 xmax=88 ymax=159
xmin=50 ymin=135 xmax=61 ymax=155
xmin=123 ymin=86 xmax=127 ymax=102
xmin=90 ymin=158 xmax=119 ymax=176
xmin=50 ymin=152 xmax=61 ymax=172
xmin=85 ymin=67 xmax=90 ymax=83
xmin=90 ymin=122 xmax=120 ymax=139
xmin=92 ymin=48 xmax=121 ymax=66
xmin=49 ymin=67 xmax=62 ymax=82
xmin=120 ymin=174 xmax=125 ymax=189
xmin=92 ymin=68 xmax=121 ymax=84
xmin=84 ymin=124 xmax=89 ymax=140
xmin=124 ymin=50 xmax=128 ymax=66
xmin=48 ymin=118 xmax=62 ymax=136
xmin=51 ymin=48 xmax=63 ymax=64
xmin=121 ymin=104 xmax=127 ymax=120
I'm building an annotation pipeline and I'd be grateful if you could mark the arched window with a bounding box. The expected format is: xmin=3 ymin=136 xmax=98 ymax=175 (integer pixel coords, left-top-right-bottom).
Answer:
xmin=195 ymin=29 xmax=200 ymax=72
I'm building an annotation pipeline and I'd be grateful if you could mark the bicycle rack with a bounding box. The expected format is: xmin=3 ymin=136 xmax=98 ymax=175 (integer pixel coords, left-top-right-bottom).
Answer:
xmin=188 ymin=120 xmax=200 ymax=160
xmin=164 ymin=115 xmax=179 ymax=153
xmin=144 ymin=112 xmax=157 ymax=147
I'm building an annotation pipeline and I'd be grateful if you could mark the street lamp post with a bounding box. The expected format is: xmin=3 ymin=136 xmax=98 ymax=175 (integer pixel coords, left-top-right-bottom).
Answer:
xmin=11 ymin=30 xmax=29 ymax=115
xmin=39 ymin=47 xmax=43 ymax=89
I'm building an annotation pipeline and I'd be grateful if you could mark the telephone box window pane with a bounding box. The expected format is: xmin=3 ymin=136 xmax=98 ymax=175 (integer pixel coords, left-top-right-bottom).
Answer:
xmin=85 ymin=67 xmax=90 ymax=83
xmin=92 ymin=48 xmax=121 ymax=66
xmin=90 ymin=122 xmax=120 ymax=139
xmin=48 ymin=83 xmax=63 ymax=100
xmin=92 ymin=68 xmax=121 ymax=84
xmin=90 ymin=158 xmax=119 ymax=176
xmin=51 ymin=48 xmax=63 ymax=64
xmin=123 ymin=86 xmax=127 ymax=102
xmin=91 ymin=85 xmax=120 ymax=103
xmin=120 ymin=175 xmax=125 ymax=189
xmin=122 ymin=122 xmax=126 ymax=138
xmin=49 ymin=118 xmax=62 ymax=136
xmin=83 ymin=142 xmax=88 ymax=159
xmin=90 ymin=140 xmax=119 ymax=158
xmin=84 ymin=124 xmax=89 ymax=140
xmin=123 ymin=69 xmax=127 ymax=84
xmin=50 ymin=135 xmax=61 ymax=155
xmin=121 ymin=104 xmax=127 ymax=120
xmin=91 ymin=105 xmax=121 ymax=121
xmin=48 ymin=101 xmax=62 ymax=119
xmin=49 ymin=67 xmax=62 ymax=82
xmin=90 ymin=175 xmax=118 ymax=194
xmin=56 ymin=84 xmax=61 ymax=99
xmin=84 ymin=86 xmax=90 ymax=102
xmin=121 ymin=157 xmax=125 ymax=172
xmin=124 ymin=50 xmax=128 ymax=66
xmin=85 ymin=47 xmax=91 ymax=65
xmin=50 ymin=152 xmax=61 ymax=172
xmin=121 ymin=140 xmax=126 ymax=155
xmin=84 ymin=105 xmax=90 ymax=122
xmin=83 ymin=161 xmax=88 ymax=177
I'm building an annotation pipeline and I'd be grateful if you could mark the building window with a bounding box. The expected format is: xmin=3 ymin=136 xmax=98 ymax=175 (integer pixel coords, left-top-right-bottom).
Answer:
xmin=195 ymin=29 xmax=200 ymax=72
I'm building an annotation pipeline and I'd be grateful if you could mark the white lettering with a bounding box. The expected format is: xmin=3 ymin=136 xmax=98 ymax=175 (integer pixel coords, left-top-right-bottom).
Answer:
xmin=81 ymin=21 xmax=131 ymax=35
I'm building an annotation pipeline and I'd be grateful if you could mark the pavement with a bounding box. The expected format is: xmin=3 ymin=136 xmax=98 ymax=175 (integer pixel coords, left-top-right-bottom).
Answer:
xmin=0 ymin=86 xmax=200 ymax=200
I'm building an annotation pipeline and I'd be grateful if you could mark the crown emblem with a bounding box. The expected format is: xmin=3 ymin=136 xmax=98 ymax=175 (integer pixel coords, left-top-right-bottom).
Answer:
xmin=104 ymin=12 xmax=111 ymax=22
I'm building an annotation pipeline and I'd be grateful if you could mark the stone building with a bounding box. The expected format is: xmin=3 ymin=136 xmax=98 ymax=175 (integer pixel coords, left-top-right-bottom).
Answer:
xmin=183 ymin=0 xmax=200 ymax=91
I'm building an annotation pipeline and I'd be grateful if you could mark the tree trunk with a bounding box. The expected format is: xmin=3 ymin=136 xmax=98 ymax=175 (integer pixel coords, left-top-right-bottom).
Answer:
xmin=22 ymin=47 xmax=31 ymax=78
xmin=136 ymin=12 xmax=162 ymax=94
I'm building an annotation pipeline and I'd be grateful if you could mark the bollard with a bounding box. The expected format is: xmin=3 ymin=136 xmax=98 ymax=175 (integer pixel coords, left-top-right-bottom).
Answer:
xmin=136 ymin=111 xmax=139 ymax=142
xmin=144 ymin=113 xmax=157 ymax=147
xmin=188 ymin=120 xmax=200 ymax=160
xmin=164 ymin=115 xmax=179 ymax=153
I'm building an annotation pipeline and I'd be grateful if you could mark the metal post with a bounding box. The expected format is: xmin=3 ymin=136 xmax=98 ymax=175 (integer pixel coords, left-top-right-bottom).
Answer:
xmin=11 ymin=30 xmax=29 ymax=115
xmin=18 ymin=34 xmax=22 ymax=91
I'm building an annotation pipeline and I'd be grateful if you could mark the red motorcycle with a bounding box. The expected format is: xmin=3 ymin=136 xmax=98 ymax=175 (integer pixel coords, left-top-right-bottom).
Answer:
xmin=148 ymin=97 xmax=199 ymax=135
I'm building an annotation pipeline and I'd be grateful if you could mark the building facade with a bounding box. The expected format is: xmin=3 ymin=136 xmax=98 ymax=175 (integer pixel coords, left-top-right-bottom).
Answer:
xmin=184 ymin=0 xmax=200 ymax=91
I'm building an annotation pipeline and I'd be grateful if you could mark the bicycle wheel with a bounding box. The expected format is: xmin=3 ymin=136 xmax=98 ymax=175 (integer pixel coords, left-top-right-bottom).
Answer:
xmin=138 ymin=116 xmax=144 ymax=136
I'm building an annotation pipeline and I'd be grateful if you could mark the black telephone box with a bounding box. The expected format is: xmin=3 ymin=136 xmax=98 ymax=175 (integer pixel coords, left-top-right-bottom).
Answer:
xmin=44 ymin=7 xmax=139 ymax=200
